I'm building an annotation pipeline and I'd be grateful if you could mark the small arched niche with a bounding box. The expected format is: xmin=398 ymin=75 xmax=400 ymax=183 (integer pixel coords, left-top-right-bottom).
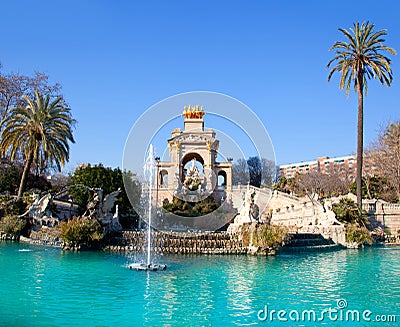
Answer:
xmin=159 ymin=170 xmax=168 ymax=188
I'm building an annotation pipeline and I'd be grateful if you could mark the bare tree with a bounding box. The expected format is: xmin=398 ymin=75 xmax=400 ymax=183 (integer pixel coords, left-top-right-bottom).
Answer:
xmin=367 ymin=121 xmax=400 ymax=200
xmin=291 ymin=169 xmax=351 ymax=201
xmin=232 ymin=158 xmax=249 ymax=186
xmin=232 ymin=157 xmax=276 ymax=188
xmin=261 ymin=158 xmax=276 ymax=187
xmin=0 ymin=67 xmax=63 ymax=129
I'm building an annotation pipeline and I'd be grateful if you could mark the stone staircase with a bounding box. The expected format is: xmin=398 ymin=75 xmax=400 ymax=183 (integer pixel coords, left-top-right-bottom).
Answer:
xmin=281 ymin=233 xmax=343 ymax=252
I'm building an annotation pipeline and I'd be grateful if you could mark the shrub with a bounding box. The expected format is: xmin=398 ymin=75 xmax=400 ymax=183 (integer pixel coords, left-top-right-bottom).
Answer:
xmin=238 ymin=223 xmax=289 ymax=250
xmin=252 ymin=224 xmax=290 ymax=249
xmin=163 ymin=196 xmax=220 ymax=217
xmin=59 ymin=216 xmax=104 ymax=247
xmin=346 ymin=223 xmax=372 ymax=247
xmin=238 ymin=224 xmax=254 ymax=247
xmin=0 ymin=215 xmax=26 ymax=235
xmin=384 ymin=228 xmax=392 ymax=235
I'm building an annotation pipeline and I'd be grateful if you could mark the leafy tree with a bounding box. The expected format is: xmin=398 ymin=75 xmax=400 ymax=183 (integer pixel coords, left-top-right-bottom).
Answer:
xmin=0 ymin=90 xmax=75 ymax=199
xmin=349 ymin=175 xmax=397 ymax=202
xmin=332 ymin=198 xmax=369 ymax=226
xmin=327 ymin=21 xmax=396 ymax=207
xmin=0 ymin=165 xmax=20 ymax=193
xmin=0 ymin=161 xmax=52 ymax=195
xmin=69 ymin=164 xmax=139 ymax=228
xmin=273 ymin=176 xmax=288 ymax=193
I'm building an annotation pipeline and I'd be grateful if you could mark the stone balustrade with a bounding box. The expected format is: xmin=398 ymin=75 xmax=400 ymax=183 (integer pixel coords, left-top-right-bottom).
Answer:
xmin=362 ymin=201 xmax=400 ymax=234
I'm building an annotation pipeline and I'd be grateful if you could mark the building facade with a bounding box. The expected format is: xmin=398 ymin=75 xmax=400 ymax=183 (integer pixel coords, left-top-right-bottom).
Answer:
xmin=278 ymin=155 xmax=357 ymax=180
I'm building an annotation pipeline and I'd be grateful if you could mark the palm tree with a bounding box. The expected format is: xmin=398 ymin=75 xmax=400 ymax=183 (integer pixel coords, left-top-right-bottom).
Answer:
xmin=327 ymin=21 xmax=396 ymax=207
xmin=0 ymin=90 xmax=75 ymax=199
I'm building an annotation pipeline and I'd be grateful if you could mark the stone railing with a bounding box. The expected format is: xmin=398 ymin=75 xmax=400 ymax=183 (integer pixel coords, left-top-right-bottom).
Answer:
xmin=362 ymin=201 xmax=400 ymax=234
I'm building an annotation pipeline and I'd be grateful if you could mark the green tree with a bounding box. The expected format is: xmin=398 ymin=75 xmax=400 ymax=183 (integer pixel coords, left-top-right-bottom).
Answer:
xmin=327 ymin=21 xmax=396 ymax=207
xmin=349 ymin=175 xmax=397 ymax=202
xmin=332 ymin=198 xmax=369 ymax=226
xmin=0 ymin=165 xmax=20 ymax=193
xmin=69 ymin=164 xmax=139 ymax=228
xmin=273 ymin=176 xmax=287 ymax=191
xmin=0 ymin=90 xmax=75 ymax=199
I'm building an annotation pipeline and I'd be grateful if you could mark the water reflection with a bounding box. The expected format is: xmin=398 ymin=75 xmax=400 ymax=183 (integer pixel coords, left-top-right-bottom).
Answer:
xmin=1 ymin=244 xmax=400 ymax=326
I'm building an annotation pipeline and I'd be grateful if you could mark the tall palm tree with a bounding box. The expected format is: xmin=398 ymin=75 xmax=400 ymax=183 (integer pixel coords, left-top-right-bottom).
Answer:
xmin=327 ymin=21 xmax=396 ymax=207
xmin=0 ymin=90 xmax=75 ymax=199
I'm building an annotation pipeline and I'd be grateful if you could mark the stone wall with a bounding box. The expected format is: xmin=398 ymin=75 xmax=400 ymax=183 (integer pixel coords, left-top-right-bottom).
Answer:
xmin=21 ymin=228 xmax=62 ymax=247
xmin=105 ymin=231 xmax=247 ymax=254
xmin=0 ymin=232 xmax=19 ymax=241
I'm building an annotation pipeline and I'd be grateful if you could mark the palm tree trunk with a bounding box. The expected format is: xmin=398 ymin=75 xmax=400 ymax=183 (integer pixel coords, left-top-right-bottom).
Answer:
xmin=17 ymin=150 xmax=34 ymax=200
xmin=356 ymin=74 xmax=364 ymax=208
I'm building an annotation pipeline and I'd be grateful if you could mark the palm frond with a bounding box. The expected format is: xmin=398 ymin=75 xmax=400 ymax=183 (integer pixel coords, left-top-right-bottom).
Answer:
xmin=0 ymin=90 xmax=75 ymax=172
xmin=327 ymin=21 xmax=396 ymax=97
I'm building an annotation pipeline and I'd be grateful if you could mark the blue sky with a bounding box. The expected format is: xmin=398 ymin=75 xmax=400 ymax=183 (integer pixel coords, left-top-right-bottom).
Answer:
xmin=1 ymin=0 xmax=399 ymax=172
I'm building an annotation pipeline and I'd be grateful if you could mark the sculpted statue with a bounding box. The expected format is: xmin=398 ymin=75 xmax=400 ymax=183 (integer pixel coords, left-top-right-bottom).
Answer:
xmin=86 ymin=188 xmax=122 ymax=233
xmin=86 ymin=188 xmax=103 ymax=217
xmin=19 ymin=193 xmax=52 ymax=219
xmin=244 ymin=186 xmax=257 ymax=220
xmin=187 ymin=158 xmax=199 ymax=177
xmin=235 ymin=185 xmax=259 ymax=224
xmin=183 ymin=159 xmax=201 ymax=191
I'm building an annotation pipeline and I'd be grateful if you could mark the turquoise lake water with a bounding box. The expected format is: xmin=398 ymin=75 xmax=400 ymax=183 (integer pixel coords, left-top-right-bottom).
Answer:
xmin=0 ymin=243 xmax=399 ymax=327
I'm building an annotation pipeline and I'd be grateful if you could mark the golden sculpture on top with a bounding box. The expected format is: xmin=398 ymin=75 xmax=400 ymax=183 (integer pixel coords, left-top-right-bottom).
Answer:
xmin=182 ymin=104 xmax=206 ymax=119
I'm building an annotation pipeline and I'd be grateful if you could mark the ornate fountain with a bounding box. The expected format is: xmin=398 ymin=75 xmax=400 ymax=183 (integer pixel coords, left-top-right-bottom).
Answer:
xmin=129 ymin=144 xmax=167 ymax=271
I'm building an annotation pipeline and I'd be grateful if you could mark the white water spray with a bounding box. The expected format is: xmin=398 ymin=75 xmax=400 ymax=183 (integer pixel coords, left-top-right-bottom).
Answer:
xmin=144 ymin=144 xmax=155 ymax=266
xmin=128 ymin=144 xmax=166 ymax=271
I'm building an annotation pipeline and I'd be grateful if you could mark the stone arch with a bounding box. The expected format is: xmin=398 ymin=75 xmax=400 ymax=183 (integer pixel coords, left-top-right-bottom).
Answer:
xmin=217 ymin=170 xmax=227 ymax=187
xmin=181 ymin=152 xmax=204 ymax=167
xmin=159 ymin=169 xmax=168 ymax=188
xmin=181 ymin=152 xmax=205 ymax=181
